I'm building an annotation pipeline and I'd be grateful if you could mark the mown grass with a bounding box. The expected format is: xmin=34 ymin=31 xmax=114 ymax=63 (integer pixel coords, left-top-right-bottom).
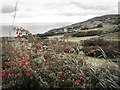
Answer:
xmin=48 ymin=35 xmax=99 ymax=42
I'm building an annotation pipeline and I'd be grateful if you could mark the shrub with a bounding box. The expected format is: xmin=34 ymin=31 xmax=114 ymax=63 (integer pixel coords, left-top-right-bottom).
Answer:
xmin=72 ymin=30 xmax=102 ymax=37
xmin=81 ymin=25 xmax=89 ymax=30
xmin=1 ymin=27 xmax=120 ymax=89
xmin=97 ymin=23 xmax=103 ymax=28
xmin=82 ymin=38 xmax=120 ymax=59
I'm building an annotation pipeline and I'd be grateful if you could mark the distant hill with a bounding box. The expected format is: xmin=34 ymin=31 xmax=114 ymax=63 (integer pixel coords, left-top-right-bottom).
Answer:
xmin=36 ymin=14 xmax=120 ymax=37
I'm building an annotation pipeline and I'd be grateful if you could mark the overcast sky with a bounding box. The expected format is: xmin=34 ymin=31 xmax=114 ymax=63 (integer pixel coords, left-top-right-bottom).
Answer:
xmin=0 ymin=0 xmax=119 ymax=24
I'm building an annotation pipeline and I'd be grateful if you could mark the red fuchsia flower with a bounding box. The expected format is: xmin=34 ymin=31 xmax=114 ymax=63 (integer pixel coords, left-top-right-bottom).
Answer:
xmin=23 ymin=60 xmax=25 ymax=63
xmin=12 ymin=73 xmax=14 ymax=78
xmin=80 ymin=84 xmax=82 ymax=88
xmin=0 ymin=73 xmax=2 ymax=77
xmin=16 ymin=32 xmax=18 ymax=34
xmin=4 ymin=76 xmax=6 ymax=79
xmin=78 ymin=80 xmax=81 ymax=83
xmin=31 ymin=60 xmax=32 ymax=62
xmin=93 ymin=52 xmax=96 ymax=55
xmin=79 ymin=76 xmax=82 ymax=79
xmin=22 ymin=62 xmax=27 ymax=66
xmin=29 ymin=55 xmax=32 ymax=58
xmin=81 ymin=61 xmax=83 ymax=65
xmin=67 ymin=38 xmax=69 ymax=42
xmin=76 ymin=57 xmax=78 ymax=60
xmin=24 ymin=71 xmax=28 ymax=74
xmin=25 ymin=56 xmax=29 ymax=61
xmin=46 ymin=62 xmax=48 ymax=65
xmin=26 ymin=43 xmax=28 ymax=46
xmin=36 ymin=47 xmax=39 ymax=49
xmin=2 ymin=72 xmax=5 ymax=77
xmin=30 ymin=73 xmax=32 ymax=76
xmin=2 ymin=72 xmax=6 ymax=79
xmin=2 ymin=64 xmax=4 ymax=67
xmin=39 ymin=46 xmax=41 ymax=49
xmin=61 ymin=74 xmax=64 ymax=78
xmin=53 ymin=46 xmax=55 ymax=48
xmin=17 ymin=35 xmax=20 ymax=37
xmin=24 ymin=71 xmax=27 ymax=74
xmin=20 ymin=32 xmax=22 ymax=35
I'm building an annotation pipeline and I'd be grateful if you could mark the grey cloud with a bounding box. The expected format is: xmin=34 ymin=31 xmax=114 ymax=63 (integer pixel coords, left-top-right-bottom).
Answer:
xmin=81 ymin=5 xmax=110 ymax=10
xmin=57 ymin=12 xmax=89 ymax=17
xmin=43 ymin=1 xmax=71 ymax=9
xmin=44 ymin=1 xmax=110 ymax=11
xmin=2 ymin=5 xmax=18 ymax=13
xmin=119 ymin=1 xmax=120 ymax=14
xmin=25 ymin=8 xmax=32 ymax=12
xmin=57 ymin=9 xmax=111 ymax=17
xmin=70 ymin=2 xmax=82 ymax=7
xmin=57 ymin=12 xmax=86 ymax=16
xmin=43 ymin=1 xmax=111 ymax=17
xmin=70 ymin=1 xmax=110 ymax=10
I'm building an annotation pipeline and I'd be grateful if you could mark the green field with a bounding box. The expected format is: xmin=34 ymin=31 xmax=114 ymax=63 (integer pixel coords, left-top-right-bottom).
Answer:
xmin=48 ymin=35 xmax=100 ymax=42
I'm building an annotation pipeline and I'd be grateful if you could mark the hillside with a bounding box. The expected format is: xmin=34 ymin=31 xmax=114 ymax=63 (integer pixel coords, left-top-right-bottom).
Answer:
xmin=39 ymin=14 xmax=120 ymax=36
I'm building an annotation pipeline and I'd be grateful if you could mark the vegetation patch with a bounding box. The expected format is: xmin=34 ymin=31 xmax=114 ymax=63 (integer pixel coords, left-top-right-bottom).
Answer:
xmin=82 ymin=38 xmax=120 ymax=59
xmin=1 ymin=28 xmax=120 ymax=89
xmin=72 ymin=30 xmax=102 ymax=37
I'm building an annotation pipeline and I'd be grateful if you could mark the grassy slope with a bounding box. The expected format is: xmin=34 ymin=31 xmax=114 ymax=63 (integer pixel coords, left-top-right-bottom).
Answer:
xmin=48 ymin=22 xmax=119 ymax=42
xmin=102 ymin=32 xmax=119 ymax=41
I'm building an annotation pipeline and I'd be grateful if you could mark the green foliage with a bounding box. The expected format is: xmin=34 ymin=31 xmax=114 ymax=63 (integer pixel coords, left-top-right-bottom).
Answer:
xmin=97 ymin=23 xmax=103 ymax=28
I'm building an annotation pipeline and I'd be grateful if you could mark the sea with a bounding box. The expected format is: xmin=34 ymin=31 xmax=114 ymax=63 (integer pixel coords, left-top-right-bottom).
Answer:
xmin=0 ymin=22 xmax=72 ymax=37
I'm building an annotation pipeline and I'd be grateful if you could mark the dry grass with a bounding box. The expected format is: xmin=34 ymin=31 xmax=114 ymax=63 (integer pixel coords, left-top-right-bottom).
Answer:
xmin=86 ymin=56 xmax=118 ymax=68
